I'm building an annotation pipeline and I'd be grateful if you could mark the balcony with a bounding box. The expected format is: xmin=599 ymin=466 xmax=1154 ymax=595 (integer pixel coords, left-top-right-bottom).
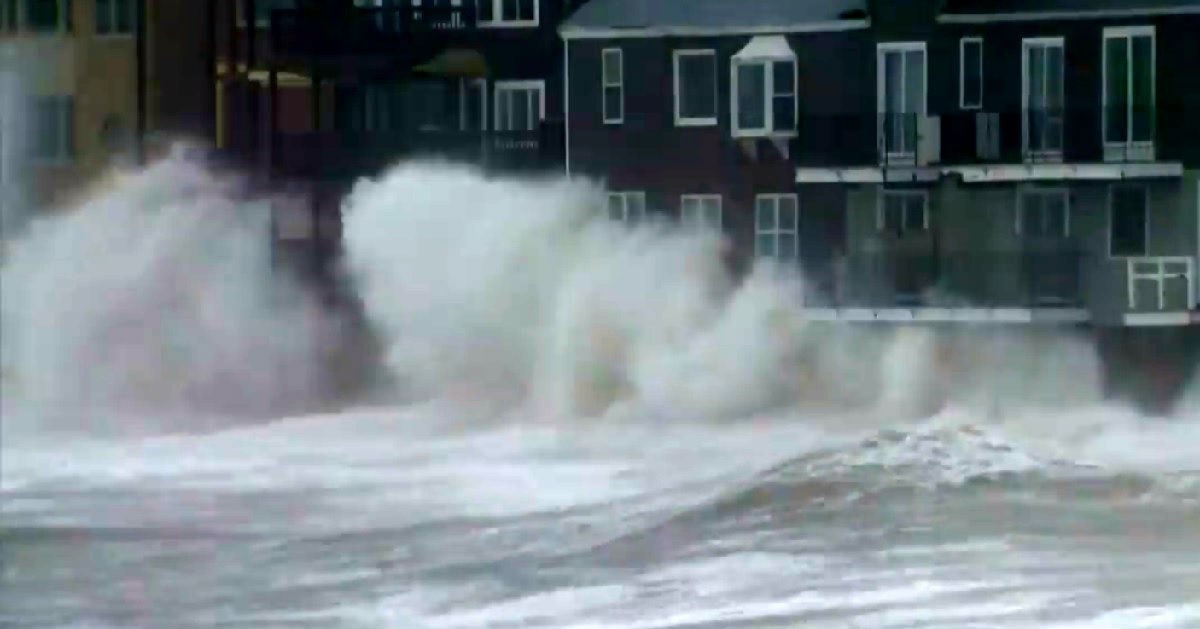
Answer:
xmin=270 ymin=5 xmax=479 ymax=59
xmin=809 ymin=250 xmax=1084 ymax=310
xmin=271 ymin=122 xmax=564 ymax=179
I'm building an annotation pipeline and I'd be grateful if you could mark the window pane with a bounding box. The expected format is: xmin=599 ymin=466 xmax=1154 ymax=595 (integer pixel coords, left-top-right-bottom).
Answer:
xmin=962 ymin=40 xmax=982 ymax=107
xmin=1106 ymin=37 xmax=1128 ymax=143
xmin=27 ymin=0 xmax=59 ymax=30
xmin=511 ymin=89 xmax=530 ymax=131
xmin=496 ymin=90 xmax=511 ymax=130
xmin=602 ymin=50 xmax=621 ymax=84
xmin=1131 ymin=35 xmax=1153 ymax=142
xmin=115 ymin=0 xmax=131 ymax=32
xmin=904 ymin=50 xmax=924 ymax=114
xmin=777 ymin=234 xmax=797 ymax=260
xmin=756 ymin=235 xmax=776 ymax=258
xmin=501 ymin=0 xmax=517 ymax=21
xmin=1027 ymin=45 xmax=1044 ymax=111
xmin=772 ymin=60 xmax=794 ymax=95
xmin=1045 ymin=45 xmax=1063 ymax=110
xmin=96 ymin=0 xmax=111 ymax=32
xmin=517 ymin=0 xmax=534 ymax=21
xmin=603 ymin=86 xmax=622 ymax=122
xmin=737 ymin=63 xmax=766 ymax=130
xmin=1110 ymin=188 xmax=1147 ymax=256
xmin=478 ymin=0 xmax=493 ymax=21
xmin=678 ymin=54 xmax=716 ymax=120
xmin=884 ymin=51 xmax=902 ymax=113
xmin=772 ymin=95 xmax=795 ymax=132
xmin=756 ymin=198 xmax=775 ymax=229
xmin=778 ymin=196 xmax=797 ymax=228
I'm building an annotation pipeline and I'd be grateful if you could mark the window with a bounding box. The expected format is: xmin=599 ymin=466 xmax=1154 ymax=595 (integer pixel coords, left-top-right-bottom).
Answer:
xmin=494 ymin=80 xmax=543 ymax=131
xmin=1017 ymin=189 xmax=1069 ymax=238
xmin=601 ymin=48 xmax=623 ymax=124
xmin=960 ymin=37 xmax=982 ymax=110
xmin=680 ymin=194 xmax=721 ymax=230
xmin=95 ymin=0 xmax=131 ymax=34
xmin=23 ymin=0 xmax=67 ymax=32
xmin=1109 ymin=186 xmax=1148 ymax=257
xmin=755 ymin=194 xmax=798 ymax=261
xmin=607 ymin=191 xmax=645 ymax=224
xmin=479 ymin=0 xmax=537 ymax=26
xmin=733 ymin=58 xmax=796 ymax=136
xmin=878 ymin=189 xmax=928 ymax=236
xmin=1023 ymin=37 xmax=1065 ymax=157
xmin=1103 ymin=26 xmax=1155 ymax=157
xmin=247 ymin=0 xmax=294 ymax=27
xmin=32 ymin=95 xmax=72 ymax=162
xmin=674 ymin=50 xmax=717 ymax=126
xmin=878 ymin=42 xmax=926 ymax=157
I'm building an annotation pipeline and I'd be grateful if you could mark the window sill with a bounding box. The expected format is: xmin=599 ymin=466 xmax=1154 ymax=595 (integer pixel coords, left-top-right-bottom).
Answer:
xmin=732 ymin=130 xmax=796 ymax=139
xmin=676 ymin=117 xmax=717 ymax=127
xmin=479 ymin=20 xmax=539 ymax=29
xmin=603 ymin=119 xmax=623 ymax=126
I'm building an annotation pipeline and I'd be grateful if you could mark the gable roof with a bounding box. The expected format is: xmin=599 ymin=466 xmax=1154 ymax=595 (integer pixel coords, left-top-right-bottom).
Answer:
xmin=940 ymin=0 xmax=1200 ymax=22
xmin=560 ymin=0 xmax=869 ymax=39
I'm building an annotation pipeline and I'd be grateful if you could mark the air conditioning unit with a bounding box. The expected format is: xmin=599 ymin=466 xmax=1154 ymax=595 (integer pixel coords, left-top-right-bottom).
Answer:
xmin=917 ymin=115 xmax=940 ymax=166
xmin=975 ymin=112 xmax=1000 ymax=161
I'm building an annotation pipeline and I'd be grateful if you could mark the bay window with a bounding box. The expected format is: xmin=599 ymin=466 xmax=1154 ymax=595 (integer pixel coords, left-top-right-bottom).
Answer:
xmin=731 ymin=36 xmax=797 ymax=137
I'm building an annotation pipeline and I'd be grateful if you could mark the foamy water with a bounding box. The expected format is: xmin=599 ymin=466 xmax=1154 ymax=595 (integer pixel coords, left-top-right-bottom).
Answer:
xmin=2 ymin=156 xmax=1198 ymax=629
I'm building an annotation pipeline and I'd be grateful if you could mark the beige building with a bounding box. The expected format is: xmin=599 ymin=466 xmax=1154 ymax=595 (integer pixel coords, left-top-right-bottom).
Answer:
xmin=1 ymin=0 xmax=139 ymax=212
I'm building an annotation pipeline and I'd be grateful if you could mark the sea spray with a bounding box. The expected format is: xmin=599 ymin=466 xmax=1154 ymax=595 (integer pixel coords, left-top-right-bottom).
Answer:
xmin=0 ymin=154 xmax=332 ymax=435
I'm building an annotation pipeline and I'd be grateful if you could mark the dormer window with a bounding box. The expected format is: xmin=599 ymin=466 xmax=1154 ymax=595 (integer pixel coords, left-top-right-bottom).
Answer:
xmin=731 ymin=35 xmax=797 ymax=138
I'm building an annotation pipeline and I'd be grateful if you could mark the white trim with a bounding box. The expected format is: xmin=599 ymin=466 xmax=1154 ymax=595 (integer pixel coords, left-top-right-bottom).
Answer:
xmin=601 ymin=47 xmax=623 ymax=125
xmin=1022 ymin=37 xmax=1066 ymax=161
xmin=560 ymin=20 xmax=870 ymax=40
xmin=877 ymin=188 xmax=930 ymax=233
xmin=877 ymin=41 xmax=928 ymax=161
xmin=939 ymin=7 xmax=1200 ymax=24
xmin=492 ymin=79 xmax=545 ymax=131
xmin=801 ymin=307 xmax=1090 ymax=324
xmin=478 ymin=0 xmax=540 ymax=28
xmin=1102 ymin=26 xmax=1156 ymax=162
xmin=754 ymin=193 xmax=800 ymax=261
xmin=564 ymin=37 xmax=571 ymax=176
xmin=673 ymin=49 xmax=718 ymax=126
xmin=679 ymin=194 xmax=723 ymax=230
xmin=1016 ymin=186 xmax=1071 ymax=238
xmin=1108 ymin=184 xmax=1150 ymax=258
xmin=1123 ymin=312 xmax=1192 ymax=327
xmin=959 ymin=37 xmax=983 ymax=110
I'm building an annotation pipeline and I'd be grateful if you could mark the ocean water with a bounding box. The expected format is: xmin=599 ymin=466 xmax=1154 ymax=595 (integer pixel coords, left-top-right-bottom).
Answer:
xmin=2 ymin=157 xmax=1198 ymax=629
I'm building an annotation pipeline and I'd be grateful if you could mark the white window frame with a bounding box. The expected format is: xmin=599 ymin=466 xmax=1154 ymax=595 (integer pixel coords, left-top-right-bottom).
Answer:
xmin=95 ymin=0 xmax=134 ymax=36
xmin=754 ymin=193 xmax=799 ymax=260
xmin=1108 ymin=184 xmax=1150 ymax=258
xmin=492 ymin=79 xmax=544 ymax=132
xmin=607 ymin=191 xmax=646 ymax=224
xmin=731 ymin=58 xmax=798 ymax=138
xmin=9 ymin=0 xmax=70 ymax=33
xmin=601 ymin=47 xmax=623 ymax=125
xmin=479 ymin=0 xmax=539 ymax=28
xmin=876 ymin=188 xmax=930 ymax=235
xmin=1021 ymin=36 xmax=1066 ymax=160
xmin=876 ymin=41 xmax=928 ymax=160
xmin=680 ymin=194 xmax=722 ymax=230
xmin=673 ymin=49 xmax=718 ymax=127
xmin=1016 ymin=187 xmax=1070 ymax=238
xmin=1102 ymin=25 xmax=1156 ymax=161
xmin=959 ymin=37 xmax=983 ymax=110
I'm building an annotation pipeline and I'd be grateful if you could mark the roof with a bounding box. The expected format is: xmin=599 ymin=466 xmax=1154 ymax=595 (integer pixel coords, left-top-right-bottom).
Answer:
xmin=941 ymin=0 xmax=1200 ymax=20
xmin=561 ymin=0 xmax=869 ymax=38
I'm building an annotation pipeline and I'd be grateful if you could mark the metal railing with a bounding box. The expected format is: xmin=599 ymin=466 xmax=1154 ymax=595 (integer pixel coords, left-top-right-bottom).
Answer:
xmin=271 ymin=5 xmax=480 ymax=56
xmin=808 ymin=250 xmax=1084 ymax=309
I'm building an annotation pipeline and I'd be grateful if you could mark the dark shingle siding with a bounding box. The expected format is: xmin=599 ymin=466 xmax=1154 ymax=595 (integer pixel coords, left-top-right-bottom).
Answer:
xmin=941 ymin=0 xmax=1200 ymax=16
xmin=562 ymin=0 xmax=867 ymax=31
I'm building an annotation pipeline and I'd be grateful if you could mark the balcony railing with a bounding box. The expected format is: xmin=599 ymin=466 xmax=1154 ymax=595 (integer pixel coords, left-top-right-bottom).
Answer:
xmin=272 ymin=123 xmax=563 ymax=179
xmin=270 ymin=5 xmax=479 ymax=57
xmin=808 ymin=251 xmax=1084 ymax=309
